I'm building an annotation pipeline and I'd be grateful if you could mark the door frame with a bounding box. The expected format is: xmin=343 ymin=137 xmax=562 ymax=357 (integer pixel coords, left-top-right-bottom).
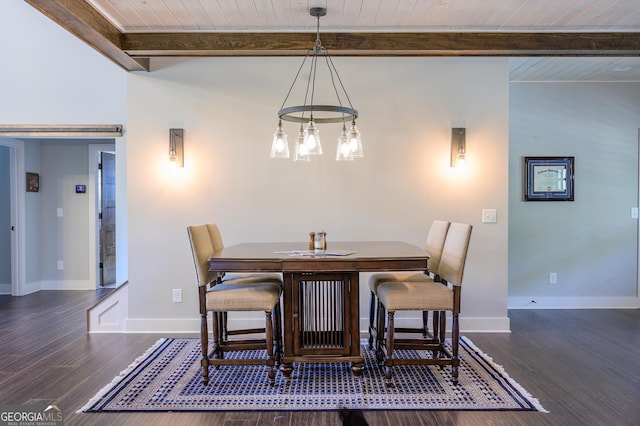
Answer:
xmin=0 ymin=138 xmax=26 ymax=296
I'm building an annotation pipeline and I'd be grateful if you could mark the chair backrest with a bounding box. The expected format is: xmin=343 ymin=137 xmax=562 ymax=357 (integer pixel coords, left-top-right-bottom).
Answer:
xmin=187 ymin=224 xmax=215 ymax=287
xmin=205 ymin=223 xmax=227 ymax=281
xmin=438 ymin=222 xmax=472 ymax=287
xmin=206 ymin=223 xmax=225 ymax=252
xmin=425 ymin=220 xmax=450 ymax=275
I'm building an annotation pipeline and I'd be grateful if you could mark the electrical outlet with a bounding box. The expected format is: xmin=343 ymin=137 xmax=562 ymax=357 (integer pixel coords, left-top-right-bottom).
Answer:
xmin=172 ymin=288 xmax=182 ymax=303
xmin=57 ymin=261 xmax=64 ymax=270
xmin=549 ymin=272 xmax=557 ymax=284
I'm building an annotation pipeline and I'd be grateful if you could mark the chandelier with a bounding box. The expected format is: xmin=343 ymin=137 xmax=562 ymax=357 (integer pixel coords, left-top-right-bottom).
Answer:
xmin=270 ymin=7 xmax=363 ymax=162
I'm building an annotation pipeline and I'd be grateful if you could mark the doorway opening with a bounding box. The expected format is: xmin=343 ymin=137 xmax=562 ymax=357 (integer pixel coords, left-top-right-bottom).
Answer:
xmin=89 ymin=144 xmax=116 ymax=288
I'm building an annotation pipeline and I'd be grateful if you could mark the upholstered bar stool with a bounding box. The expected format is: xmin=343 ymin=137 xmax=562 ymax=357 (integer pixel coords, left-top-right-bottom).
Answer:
xmin=376 ymin=222 xmax=472 ymax=387
xmin=367 ymin=220 xmax=450 ymax=350
xmin=187 ymin=224 xmax=282 ymax=386
xmin=206 ymin=223 xmax=283 ymax=346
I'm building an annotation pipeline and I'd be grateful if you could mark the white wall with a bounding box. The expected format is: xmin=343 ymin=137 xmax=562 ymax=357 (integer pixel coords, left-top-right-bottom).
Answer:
xmin=0 ymin=1 xmax=126 ymax=125
xmin=509 ymin=83 xmax=640 ymax=308
xmin=124 ymin=56 xmax=511 ymax=332
xmin=37 ymin=140 xmax=116 ymax=290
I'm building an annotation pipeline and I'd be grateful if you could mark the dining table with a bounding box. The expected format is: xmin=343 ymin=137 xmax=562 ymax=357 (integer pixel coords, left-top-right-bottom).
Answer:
xmin=208 ymin=240 xmax=428 ymax=378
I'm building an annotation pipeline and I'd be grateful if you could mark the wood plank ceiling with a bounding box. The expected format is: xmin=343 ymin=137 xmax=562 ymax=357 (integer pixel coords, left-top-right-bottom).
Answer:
xmin=24 ymin=0 xmax=640 ymax=81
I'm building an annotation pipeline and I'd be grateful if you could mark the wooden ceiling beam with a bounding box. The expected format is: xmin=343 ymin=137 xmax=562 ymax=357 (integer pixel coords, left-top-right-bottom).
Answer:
xmin=122 ymin=32 xmax=640 ymax=58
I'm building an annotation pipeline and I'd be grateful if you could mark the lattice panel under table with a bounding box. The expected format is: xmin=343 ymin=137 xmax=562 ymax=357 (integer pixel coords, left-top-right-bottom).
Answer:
xmin=293 ymin=273 xmax=353 ymax=354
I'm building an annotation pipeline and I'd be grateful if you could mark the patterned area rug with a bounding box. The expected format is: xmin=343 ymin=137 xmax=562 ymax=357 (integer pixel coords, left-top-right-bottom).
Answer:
xmin=79 ymin=337 xmax=546 ymax=412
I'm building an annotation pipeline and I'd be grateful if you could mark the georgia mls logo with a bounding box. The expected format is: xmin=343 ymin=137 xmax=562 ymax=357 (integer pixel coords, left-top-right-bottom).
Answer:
xmin=0 ymin=403 xmax=63 ymax=426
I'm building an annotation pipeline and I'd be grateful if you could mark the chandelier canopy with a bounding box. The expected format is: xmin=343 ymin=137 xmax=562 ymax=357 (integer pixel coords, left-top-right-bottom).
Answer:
xmin=270 ymin=7 xmax=363 ymax=162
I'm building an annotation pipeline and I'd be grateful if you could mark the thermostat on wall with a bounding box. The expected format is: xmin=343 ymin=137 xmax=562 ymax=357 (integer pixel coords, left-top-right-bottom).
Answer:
xmin=75 ymin=185 xmax=86 ymax=193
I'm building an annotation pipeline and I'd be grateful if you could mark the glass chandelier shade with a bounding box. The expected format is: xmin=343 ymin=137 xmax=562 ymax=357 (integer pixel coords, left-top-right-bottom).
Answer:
xmin=270 ymin=120 xmax=290 ymax=158
xmin=270 ymin=7 xmax=362 ymax=162
xmin=303 ymin=118 xmax=322 ymax=155
xmin=336 ymin=125 xmax=350 ymax=161
xmin=336 ymin=121 xmax=363 ymax=161
xmin=293 ymin=125 xmax=310 ymax=161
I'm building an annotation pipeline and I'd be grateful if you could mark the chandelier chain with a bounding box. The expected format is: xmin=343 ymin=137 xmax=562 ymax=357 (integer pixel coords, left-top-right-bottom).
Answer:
xmin=278 ymin=54 xmax=310 ymax=113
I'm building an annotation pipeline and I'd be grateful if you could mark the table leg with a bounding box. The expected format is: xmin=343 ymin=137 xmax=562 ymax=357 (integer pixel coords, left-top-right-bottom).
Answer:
xmin=282 ymin=272 xmax=295 ymax=379
xmin=281 ymin=361 xmax=294 ymax=379
xmin=351 ymin=361 xmax=363 ymax=376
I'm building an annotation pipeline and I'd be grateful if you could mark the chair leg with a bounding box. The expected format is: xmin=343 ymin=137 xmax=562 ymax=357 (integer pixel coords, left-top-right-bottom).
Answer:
xmin=222 ymin=312 xmax=229 ymax=340
xmin=265 ymin=311 xmax=277 ymax=387
xmin=431 ymin=311 xmax=440 ymax=359
xmin=376 ymin=300 xmax=386 ymax=363
xmin=422 ymin=310 xmax=429 ymax=337
xmin=384 ymin=310 xmax=395 ymax=387
xmin=451 ymin=312 xmax=460 ymax=385
xmin=368 ymin=291 xmax=376 ymax=349
xmin=200 ymin=312 xmax=210 ymax=385
xmin=212 ymin=312 xmax=223 ymax=361
xmin=273 ymin=301 xmax=283 ymax=365
xmin=438 ymin=310 xmax=447 ymax=365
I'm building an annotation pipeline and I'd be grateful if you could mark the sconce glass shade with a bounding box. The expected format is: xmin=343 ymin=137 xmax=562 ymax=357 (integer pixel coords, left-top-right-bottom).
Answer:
xmin=169 ymin=149 xmax=178 ymax=164
xmin=293 ymin=126 xmax=310 ymax=161
xmin=270 ymin=121 xmax=290 ymax=158
xmin=455 ymin=150 xmax=466 ymax=168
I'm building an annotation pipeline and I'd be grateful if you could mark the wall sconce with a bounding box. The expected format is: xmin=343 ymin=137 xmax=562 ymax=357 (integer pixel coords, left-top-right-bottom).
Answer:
xmin=169 ymin=128 xmax=184 ymax=168
xmin=450 ymin=128 xmax=466 ymax=168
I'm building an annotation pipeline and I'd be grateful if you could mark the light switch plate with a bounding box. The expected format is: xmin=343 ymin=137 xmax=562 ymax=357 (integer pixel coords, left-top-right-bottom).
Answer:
xmin=482 ymin=209 xmax=497 ymax=224
xmin=632 ymin=207 xmax=639 ymax=219
xmin=57 ymin=208 xmax=63 ymax=218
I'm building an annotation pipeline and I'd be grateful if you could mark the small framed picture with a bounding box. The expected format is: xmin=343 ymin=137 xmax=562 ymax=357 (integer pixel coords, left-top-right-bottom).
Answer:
xmin=75 ymin=185 xmax=86 ymax=194
xmin=524 ymin=157 xmax=574 ymax=201
xmin=26 ymin=172 xmax=39 ymax=192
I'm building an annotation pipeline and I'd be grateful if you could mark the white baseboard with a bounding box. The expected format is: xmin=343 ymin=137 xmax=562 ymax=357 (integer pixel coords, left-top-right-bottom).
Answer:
xmin=24 ymin=281 xmax=42 ymax=295
xmin=508 ymin=296 xmax=639 ymax=309
xmin=0 ymin=283 xmax=10 ymax=294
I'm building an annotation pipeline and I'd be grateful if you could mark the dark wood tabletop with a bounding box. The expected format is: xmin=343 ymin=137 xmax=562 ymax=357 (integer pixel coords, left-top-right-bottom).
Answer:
xmin=208 ymin=241 xmax=428 ymax=273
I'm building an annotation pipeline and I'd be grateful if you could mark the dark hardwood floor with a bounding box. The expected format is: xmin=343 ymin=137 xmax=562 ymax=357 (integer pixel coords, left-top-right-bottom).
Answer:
xmin=0 ymin=291 xmax=638 ymax=425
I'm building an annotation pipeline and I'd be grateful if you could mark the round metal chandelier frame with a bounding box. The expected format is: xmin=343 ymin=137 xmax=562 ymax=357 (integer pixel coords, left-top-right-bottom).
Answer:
xmin=276 ymin=7 xmax=358 ymax=125
xmin=278 ymin=105 xmax=357 ymax=124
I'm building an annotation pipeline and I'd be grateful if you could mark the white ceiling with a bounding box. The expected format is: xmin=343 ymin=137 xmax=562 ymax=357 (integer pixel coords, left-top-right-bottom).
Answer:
xmin=55 ymin=1 xmax=640 ymax=81
xmin=87 ymin=0 xmax=640 ymax=33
